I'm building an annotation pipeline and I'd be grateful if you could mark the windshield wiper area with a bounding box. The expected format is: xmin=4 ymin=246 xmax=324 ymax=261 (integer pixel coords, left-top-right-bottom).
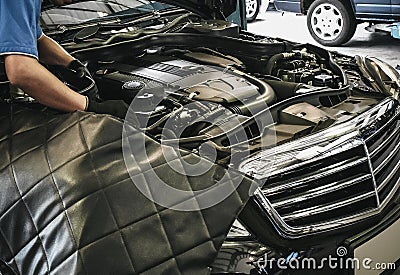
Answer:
xmin=44 ymin=9 xmax=162 ymax=36
xmin=71 ymin=12 xmax=195 ymax=45
xmin=41 ymin=0 xmax=167 ymax=31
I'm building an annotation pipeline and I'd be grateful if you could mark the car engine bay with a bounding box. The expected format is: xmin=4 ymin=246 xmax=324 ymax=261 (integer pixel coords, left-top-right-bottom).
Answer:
xmin=63 ymin=27 xmax=385 ymax=166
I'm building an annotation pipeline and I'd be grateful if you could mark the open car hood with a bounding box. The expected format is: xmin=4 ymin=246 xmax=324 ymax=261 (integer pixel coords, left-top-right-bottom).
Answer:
xmin=42 ymin=0 xmax=242 ymax=21
xmin=159 ymin=0 xmax=240 ymax=19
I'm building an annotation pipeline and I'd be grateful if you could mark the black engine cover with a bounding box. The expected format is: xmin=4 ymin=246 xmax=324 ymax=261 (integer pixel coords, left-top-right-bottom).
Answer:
xmin=94 ymin=55 xmax=258 ymax=104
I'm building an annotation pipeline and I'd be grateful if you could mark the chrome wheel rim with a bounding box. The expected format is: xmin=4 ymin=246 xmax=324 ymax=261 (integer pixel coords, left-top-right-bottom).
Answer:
xmin=246 ymin=0 xmax=258 ymax=19
xmin=310 ymin=3 xmax=343 ymax=41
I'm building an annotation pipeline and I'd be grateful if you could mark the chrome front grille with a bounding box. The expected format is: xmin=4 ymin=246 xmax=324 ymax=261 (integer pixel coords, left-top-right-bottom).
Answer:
xmin=260 ymin=143 xmax=378 ymax=229
xmin=242 ymin=99 xmax=400 ymax=237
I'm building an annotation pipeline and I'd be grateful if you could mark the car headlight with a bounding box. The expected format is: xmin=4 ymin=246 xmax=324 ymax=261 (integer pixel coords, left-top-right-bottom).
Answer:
xmin=363 ymin=57 xmax=400 ymax=100
xmin=239 ymin=98 xmax=397 ymax=179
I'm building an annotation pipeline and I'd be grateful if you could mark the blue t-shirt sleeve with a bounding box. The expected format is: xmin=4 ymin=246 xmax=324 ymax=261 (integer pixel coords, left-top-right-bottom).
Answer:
xmin=0 ymin=0 xmax=43 ymax=58
xmin=37 ymin=24 xmax=43 ymax=40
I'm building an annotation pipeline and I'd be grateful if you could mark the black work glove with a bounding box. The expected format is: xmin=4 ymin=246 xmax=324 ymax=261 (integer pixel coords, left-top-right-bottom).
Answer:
xmin=86 ymin=97 xmax=129 ymax=119
xmin=67 ymin=59 xmax=99 ymax=100
xmin=67 ymin=59 xmax=92 ymax=79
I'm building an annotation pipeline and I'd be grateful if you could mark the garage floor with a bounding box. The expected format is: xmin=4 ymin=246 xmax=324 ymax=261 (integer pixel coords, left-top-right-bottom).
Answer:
xmin=248 ymin=10 xmax=400 ymax=69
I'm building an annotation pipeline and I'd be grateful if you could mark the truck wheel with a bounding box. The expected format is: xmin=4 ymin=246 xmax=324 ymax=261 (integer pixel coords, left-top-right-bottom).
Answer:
xmin=246 ymin=0 xmax=261 ymax=22
xmin=307 ymin=0 xmax=356 ymax=46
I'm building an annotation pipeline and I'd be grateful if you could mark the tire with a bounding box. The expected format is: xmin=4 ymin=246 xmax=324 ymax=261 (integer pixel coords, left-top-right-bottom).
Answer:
xmin=306 ymin=0 xmax=357 ymax=46
xmin=246 ymin=0 xmax=261 ymax=22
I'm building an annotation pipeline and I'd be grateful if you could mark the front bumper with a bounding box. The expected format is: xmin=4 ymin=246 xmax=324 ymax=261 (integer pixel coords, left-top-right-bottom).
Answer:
xmin=345 ymin=204 xmax=400 ymax=275
xmin=212 ymin=202 xmax=400 ymax=274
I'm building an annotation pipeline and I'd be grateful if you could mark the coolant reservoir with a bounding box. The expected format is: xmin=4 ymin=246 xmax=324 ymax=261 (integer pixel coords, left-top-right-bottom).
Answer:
xmin=313 ymin=74 xmax=333 ymax=87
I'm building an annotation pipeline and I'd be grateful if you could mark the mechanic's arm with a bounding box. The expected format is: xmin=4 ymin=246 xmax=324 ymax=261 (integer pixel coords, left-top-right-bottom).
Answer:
xmin=38 ymin=0 xmax=73 ymax=65
xmin=4 ymin=54 xmax=86 ymax=111
xmin=37 ymin=34 xmax=74 ymax=66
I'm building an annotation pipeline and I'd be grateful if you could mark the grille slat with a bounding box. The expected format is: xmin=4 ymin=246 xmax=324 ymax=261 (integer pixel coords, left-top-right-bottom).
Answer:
xmin=261 ymin=144 xmax=375 ymax=227
xmin=370 ymin=125 xmax=400 ymax=157
xmin=265 ymin=157 xmax=368 ymax=196
xmin=373 ymin=135 xmax=400 ymax=174
xmin=367 ymin=113 xmax=400 ymax=205
xmin=378 ymin=169 xmax=400 ymax=203
xmin=376 ymin=151 xmax=400 ymax=192
xmin=281 ymin=191 xmax=376 ymax=222
xmin=271 ymin=174 xmax=372 ymax=209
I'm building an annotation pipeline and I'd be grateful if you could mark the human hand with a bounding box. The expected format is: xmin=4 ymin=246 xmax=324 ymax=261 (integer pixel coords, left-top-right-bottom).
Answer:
xmin=67 ymin=59 xmax=99 ymax=100
xmin=67 ymin=59 xmax=91 ymax=79
xmin=86 ymin=98 xmax=129 ymax=119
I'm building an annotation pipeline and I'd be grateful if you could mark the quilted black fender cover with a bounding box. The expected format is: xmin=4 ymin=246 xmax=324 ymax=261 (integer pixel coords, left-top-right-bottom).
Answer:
xmin=0 ymin=104 xmax=254 ymax=275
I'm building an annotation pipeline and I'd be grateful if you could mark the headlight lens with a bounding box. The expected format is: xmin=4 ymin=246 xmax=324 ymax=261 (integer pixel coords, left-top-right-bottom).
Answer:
xmin=239 ymin=98 xmax=397 ymax=180
xmin=364 ymin=57 xmax=400 ymax=100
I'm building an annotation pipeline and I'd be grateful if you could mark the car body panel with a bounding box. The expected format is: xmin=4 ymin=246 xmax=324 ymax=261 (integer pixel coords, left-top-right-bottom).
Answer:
xmin=275 ymin=0 xmax=400 ymax=21
xmin=392 ymin=0 xmax=400 ymax=17
xmin=171 ymin=0 xmax=268 ymax=25
xmin=353 ymin=0 xmax=392 ymax=20
xmin=274 ymin=0 xmax=302 ymax=13
xmin=41 ymin=0 xmax=249 ymax=30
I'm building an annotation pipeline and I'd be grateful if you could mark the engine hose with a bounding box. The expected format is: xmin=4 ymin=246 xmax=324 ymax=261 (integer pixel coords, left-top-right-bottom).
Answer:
xmin=228 ymin=68 xmax=277 ymax=116
xmin=265 ymin=80 xmax=306 ymax=101
xmin=266 ymin=52 xmax=297 ymax=75
xmin=266 ymin=51 xmax=317 ymax=75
